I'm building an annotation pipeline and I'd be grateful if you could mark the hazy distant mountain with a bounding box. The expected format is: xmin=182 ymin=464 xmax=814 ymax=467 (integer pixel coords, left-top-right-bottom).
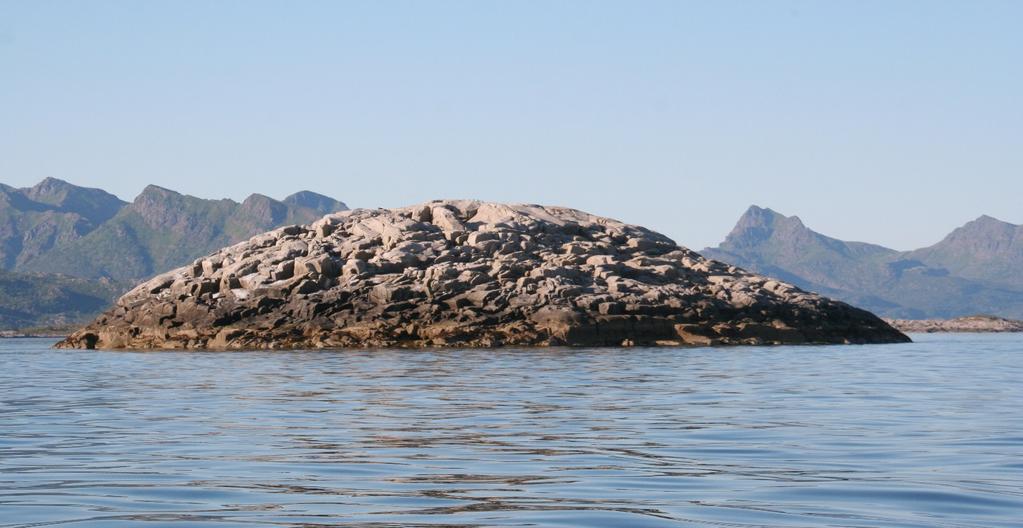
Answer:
xmin=283 ymin=190 xmax=347 ymax=213
xmin=0 ymin=178 xmax=126 ymax=269
xmin=904 ymin=215 xmax=1023 ymax=290
xmin=705 ymin=206 xmax=898 ymax=293
xmin=0 ymin=270 xmax=130 ymax=330
xmin=0 ymin=178 xmax=347 ymax=329
xmin=25 ymin=185 xmax=348 ymax=280
xmin=7 ymin=182 xmax=1018 ymax=328
xmin=703 ymin=206 xmax=1023 ymax=319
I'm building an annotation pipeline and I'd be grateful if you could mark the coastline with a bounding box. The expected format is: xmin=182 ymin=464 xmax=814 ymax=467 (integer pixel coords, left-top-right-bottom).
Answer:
xmin=15 ymin=316 xmax=1023 ymax=343
xmin=886 ymin=315 xmax=1023 ymax=333
xmin=1 ymin=329 xmax=72 ymax=339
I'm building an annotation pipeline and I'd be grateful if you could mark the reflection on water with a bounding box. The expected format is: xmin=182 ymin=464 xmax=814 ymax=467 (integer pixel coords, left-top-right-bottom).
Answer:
xmin=1 ymin=334 xmax=1021 ymax=527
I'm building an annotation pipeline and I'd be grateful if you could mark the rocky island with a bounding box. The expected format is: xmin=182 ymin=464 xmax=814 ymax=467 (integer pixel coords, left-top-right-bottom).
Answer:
xmin=57 ymin=201 xmax=909 ymax=349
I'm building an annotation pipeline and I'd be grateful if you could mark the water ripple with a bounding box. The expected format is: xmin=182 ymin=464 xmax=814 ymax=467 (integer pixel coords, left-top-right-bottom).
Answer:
xmin=1 ymin=333 xmax=1021 ymax=527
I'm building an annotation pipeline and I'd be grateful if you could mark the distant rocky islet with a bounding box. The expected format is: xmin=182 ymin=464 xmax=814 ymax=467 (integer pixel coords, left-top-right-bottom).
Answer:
xmin=886 ymin=315 xmax=1023 ymax=333
xmin=58 ymin=201 xmax=909 ymax=350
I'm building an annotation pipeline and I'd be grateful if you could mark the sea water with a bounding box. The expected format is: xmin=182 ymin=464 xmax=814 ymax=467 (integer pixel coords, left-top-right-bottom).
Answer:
xmin=1 ymin=334 xmax=1020 ymax=527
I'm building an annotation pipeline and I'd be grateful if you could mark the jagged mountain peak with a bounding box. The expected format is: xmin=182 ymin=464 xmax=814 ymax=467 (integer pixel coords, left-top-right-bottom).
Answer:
xmin=0 ymin=179 xmax=127 ymax=273
xmin=133 ymin=184 xmax=182 ymax=204
xmin=955 ymin=214 xmax=1018 ymax=234
xmin=138 ymin=183 xmax=176 ymax=195
xmin=236 ymin=193 xmax=290 ymax=226
xmin=21 ymin=177 xmax=126 ymax=218
xmin=29 ymin=176 xmax=75 ymax=193
xmin=283 ymin=190 xmax=348 ymax=213
xmin=722 ymin=206 xmax=810 ymax=249
xmin=704 ymin=206 xmax=1023 ymax=319
xmin=926 ymin=214 xmax=1021 ymax=248
xmin=973 ymin=214 xmax=1013 ymax=225
xmin=132 ymin=185 xmax=240 ymax=216
xmin=23 ymin=182 xmax=352 ymax=281
xmin=0 ymin=178 xmax=352 ymax=328
xmin=902 ymin=213 xmax=1023 ymax=290
xmin=738 ymin=205 xmax=802 ymax=221
xmin=240 ymin=193 xmax=277 ymax=205
xmin=134 ymin=184 xmax=201 ymax=203
xmin=22 ymin=176 xmax=124 ymax=207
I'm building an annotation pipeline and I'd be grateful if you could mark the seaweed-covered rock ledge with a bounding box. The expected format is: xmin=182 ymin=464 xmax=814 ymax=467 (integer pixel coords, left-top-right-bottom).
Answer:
xmin=56 ymin=201 xmax=910 ymax=349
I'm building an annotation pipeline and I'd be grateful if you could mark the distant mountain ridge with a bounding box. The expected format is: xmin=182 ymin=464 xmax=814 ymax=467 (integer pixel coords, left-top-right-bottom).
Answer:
xmin=26 ymin=184 xmax=347 ymax=280
xmin=4 ymin=183 xmax=1019 ymax=328
xmin=0 ymin=178 xmax=126 ymax=269
xmin=903 ymin=215 xmax=1023 ymax=290
xmin=0 ymin=178 xmax=347 ymax=329
xmin=703 ymin=206 xmax=1023 ymax=319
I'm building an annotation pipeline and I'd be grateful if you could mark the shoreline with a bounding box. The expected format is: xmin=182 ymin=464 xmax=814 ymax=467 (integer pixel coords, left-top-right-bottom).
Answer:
xmin=885 ymin=316 xmax=1023 ymax=333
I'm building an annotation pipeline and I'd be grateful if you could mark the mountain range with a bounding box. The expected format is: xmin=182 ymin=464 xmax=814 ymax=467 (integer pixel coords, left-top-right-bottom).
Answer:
xmin=2 ymin=180 xmax=1020 ymax=329
xmin=0 ymin=178 xmax=346 ymax=329
xmin=703 ymin=206 xmax=1023 ymax=319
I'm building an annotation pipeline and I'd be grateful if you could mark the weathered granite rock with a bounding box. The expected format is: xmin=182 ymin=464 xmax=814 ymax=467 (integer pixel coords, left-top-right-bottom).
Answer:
xmin=56 ymin=201 xmax=910 ymax=349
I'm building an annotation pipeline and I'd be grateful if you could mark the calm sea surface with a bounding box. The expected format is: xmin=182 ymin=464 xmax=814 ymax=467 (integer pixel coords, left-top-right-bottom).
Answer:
xmin=1 ymin=334 xmax=1021 ymax=528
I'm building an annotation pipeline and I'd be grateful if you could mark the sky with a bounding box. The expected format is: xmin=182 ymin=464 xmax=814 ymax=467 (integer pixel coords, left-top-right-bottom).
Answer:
xmin=1 ymin=1 xmax=1020 ymax=250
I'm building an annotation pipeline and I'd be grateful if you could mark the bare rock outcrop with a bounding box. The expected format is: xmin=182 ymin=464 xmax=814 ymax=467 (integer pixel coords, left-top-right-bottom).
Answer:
xmin=56 ymin=201 xmax=909 ymax=349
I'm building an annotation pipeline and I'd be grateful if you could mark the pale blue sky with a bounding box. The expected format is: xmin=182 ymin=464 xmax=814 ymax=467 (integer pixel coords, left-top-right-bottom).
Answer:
xmin=1 ymin=1 xmax=1020 ymax=250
